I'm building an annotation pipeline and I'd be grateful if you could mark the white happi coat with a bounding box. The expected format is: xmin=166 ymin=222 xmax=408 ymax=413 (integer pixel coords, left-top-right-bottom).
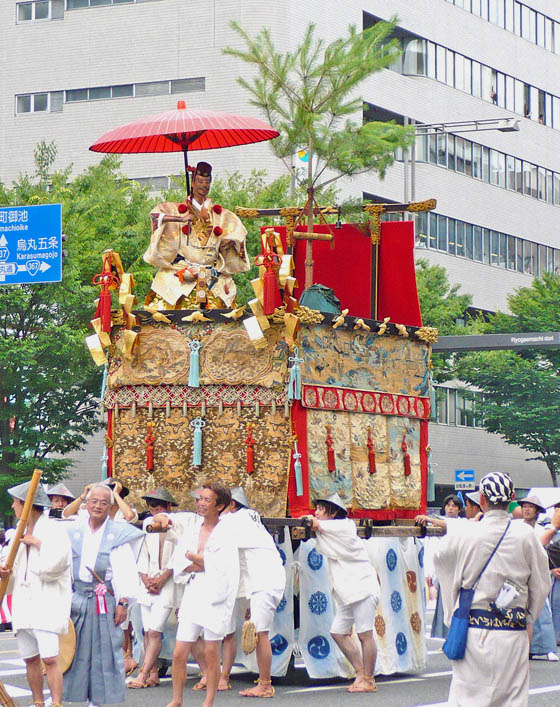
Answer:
xmin=314 ymin=517 xmax=380 ymax=606
xmin=220 ymin=508 xmax=285 ymax=598
xmin=171 ymin=516 xmax=239 ymax=636
xmin=7 ymin=514 xmax=72 ymax=635
xmin=434 ymin=509 xmax=550 ymax=707
xmin=137 ymin=512 xmax=192 ymax=609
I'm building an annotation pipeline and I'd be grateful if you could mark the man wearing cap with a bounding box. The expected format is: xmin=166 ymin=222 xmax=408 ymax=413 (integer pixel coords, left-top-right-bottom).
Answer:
xmin=464 ymin=491 xmax=482 ymax=520
xmin=47 ymin=482 xmax=75 ymax=517
xmin=144 ymin=161 xmax=250 ymax=310
xmin=0 ymin=480 xmax=72 ymax=707
xmin=219 ymin=487 xmax=286 ymax=697
xmin=518 ymin=496 xmax=559 ymax=661
xmin=129 ymin=487 xmax=181 ymax=689
xmin=63 ymin=483 xmax=144 ymax=707
xmin=303 ymin=493 xmax=380 ymax=693
xmin=434 ymin=472 xmax=551 ymax=706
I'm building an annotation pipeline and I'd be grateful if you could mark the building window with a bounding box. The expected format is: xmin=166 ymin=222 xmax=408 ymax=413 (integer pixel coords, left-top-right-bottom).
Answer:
xmin=66 ymin=0 xmax=152 ymax=8
xmin=17 ymin=0 xmax=64 ymax=21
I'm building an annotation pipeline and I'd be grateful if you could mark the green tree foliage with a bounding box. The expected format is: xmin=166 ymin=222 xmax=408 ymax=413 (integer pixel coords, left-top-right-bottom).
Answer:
xmin=455 ymin=272 xmax=560 ymax=486
xmin=0 ymin=154 xmax=298 ymax=511
xmin=415 ymin=259 xmax=472 ymax=380
xmin=224 ymin=20 xmax=415 ymax=286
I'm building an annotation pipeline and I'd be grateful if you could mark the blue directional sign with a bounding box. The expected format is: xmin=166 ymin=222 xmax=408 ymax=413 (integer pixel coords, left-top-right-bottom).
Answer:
xmin=455 ymin=469 xmax=475 ymax=490
xmin=0 ymin=203 xmax=62 ymax=285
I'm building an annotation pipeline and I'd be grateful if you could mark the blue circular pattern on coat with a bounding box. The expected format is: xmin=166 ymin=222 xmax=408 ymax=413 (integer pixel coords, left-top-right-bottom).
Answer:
xmin=276 ymin=595 xmax=287 ymax=613
xmin=307 ymin=548 xmax=323 ymax=570
xmin=390 ymin=590 xmax=402 ymax=613
xmin=418 ymin=546 xmax=424 ymax=568
xmin=308 ymin=591 xmax=328 ymax=615
xmin=395 ymin=632 xmax=408 ymax=655
xmin=386 ymin=548 xmax=397 ymax=572
xmin=277 ymin=547 xmax=287 ymax=566
xmin=270 ymin=634 xmax=288 ymax=655
xmin=308 ymin=635 xmax=330 ymax=659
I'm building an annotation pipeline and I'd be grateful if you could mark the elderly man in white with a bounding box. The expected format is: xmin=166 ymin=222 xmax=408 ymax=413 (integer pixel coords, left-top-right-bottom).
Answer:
xmin=219 ymin=487 xmax=286 ymax=697
xmin=0 ymin=480 xmax=72 ymax=707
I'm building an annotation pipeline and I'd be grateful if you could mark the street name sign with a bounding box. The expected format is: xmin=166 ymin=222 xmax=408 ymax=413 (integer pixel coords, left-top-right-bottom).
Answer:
xmin=455 ymin=469 xmax=475 ymax=491
xmin=0 ymin=203 xmax=62 ymax=285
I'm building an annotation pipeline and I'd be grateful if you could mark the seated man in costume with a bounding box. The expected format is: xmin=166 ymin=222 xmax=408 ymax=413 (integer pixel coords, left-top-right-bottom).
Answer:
xmin=219 ymin=486 xmax=286 ymax=697
xmin=63 ymin=484 xmax=144 ymax=707
xmin=143 ymin=161 xmax=250 ymax=310
xmin=0 ymin=481 xmax=72 ymax=707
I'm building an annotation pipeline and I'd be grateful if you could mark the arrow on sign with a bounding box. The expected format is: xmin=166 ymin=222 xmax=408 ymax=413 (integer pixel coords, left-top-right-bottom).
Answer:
xmin=0 ymin=235 xmax=7 ymax=247
xmin=456 ymin=470 xmax=475 ymax=481
xmin=17 ymin=261 xmax=51 ymax=274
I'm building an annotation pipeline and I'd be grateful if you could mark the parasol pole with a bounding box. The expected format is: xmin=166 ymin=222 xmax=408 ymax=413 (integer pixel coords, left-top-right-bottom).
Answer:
xmin=183 ymin=146 xmax=190 ymax=196
xmin=0 ymin=468 xmax=43 ymax=604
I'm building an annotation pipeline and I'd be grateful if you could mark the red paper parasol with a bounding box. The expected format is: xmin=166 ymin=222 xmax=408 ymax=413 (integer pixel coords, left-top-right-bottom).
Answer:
xmin=89 ymin=100 xmax=279 ymax=191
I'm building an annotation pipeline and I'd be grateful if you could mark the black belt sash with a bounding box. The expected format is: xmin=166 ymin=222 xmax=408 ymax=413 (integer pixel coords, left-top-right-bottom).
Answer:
xmin=468 ymin=606 xmax=527 ymax=631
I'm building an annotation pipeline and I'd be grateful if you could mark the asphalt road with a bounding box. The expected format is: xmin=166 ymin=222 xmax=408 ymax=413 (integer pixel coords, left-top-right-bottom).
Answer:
xmin=1 ymin=608 xmax=559 ymax=706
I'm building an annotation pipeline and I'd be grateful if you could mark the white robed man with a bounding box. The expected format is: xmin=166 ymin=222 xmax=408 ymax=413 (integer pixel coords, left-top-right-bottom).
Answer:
xmin=434 ymin=472 xmax=551 ymax=707
xmin=128 ymin=486 xmax=182 ymax=689
xmin=303 ymin=493 xmax=380 ymax=693
xmin=0 ymin=480 xmax=72 ymax=707
xmin=165 ymin=481 xmax=239 ymax=707
xmin=63 ymin=483 xmax=144 ymax=706
xmin=219 ymin=486 xmax=286 ymax=697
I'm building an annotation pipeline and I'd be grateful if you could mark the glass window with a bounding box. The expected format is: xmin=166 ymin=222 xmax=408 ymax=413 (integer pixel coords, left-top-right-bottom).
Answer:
xmin=521 ymin=5 xmax=530 ymax=39
xmin=506 ymin=155 xmax=515 ymax=190
xmin=505 ymin=75 xmax=514 ymax=111
xmin=472 ymin=143 xmax=482 ymax=179
xmin=427 ymin=42 xmax=436 ymax=78
xmin=456 ymin=137 xmax=465 ymax=173
xmin=547 ymin=170 xmax=554 ymax=204
xmin=35 ymin=1 xmax=49 ymax=19
xmin=473 ymin=225 xmax=483 ymax=261
xmin=429 ymin=212 xmax=437 ymax=249
xmin=537 ymin=13 xmax=545 ymax=47
xmin=514 ymin=79 xmax=524 ymax=115
xmin=464 ymin=140 xmax=473 ymax=176
xmin=538 ymin=167 xmax=546 ymax=200
xmin=531 ymin=164 xmax=538 ymax=197
xmin=515 ymin=158 xmax=523 ymax=193
xmin=472 ymin=0 xmax=482 ymax=17
xmin=33 ymin=93 xmax=48 ymax=112
xmin=457 ymin=391 xmax=476 ymax=426
xmin=171 ymin=77 xmax=205 ymax=93
xmin=428 ymin=134 xmax=437 ymax=164
xmin=436 ymin=45 xmax=446 ymax=82
xmin=446 ymin=50 xmax=455 ymax=87
xmin=530 ymin=85 xmax=539 ymax=121
xmin=472 ymin=61 xmax=481 ymax=97
xmin=488 ymin=0 xmax=498 ymax=24
xmin=66 ymin=88 xmax=88 ymax=102
xmin=465 ymin=224 xmax=474 ymax=259
xmin=482 ymin=65 xmax=494 ymax=103
xmin=16 ymin=94 xmax=31 ymax=113
xmin=490 ymin=150 xmax=499 ymax=185
xmin=499 ymin=233 xmax=507 ymax=268
xmin=505 ymin=0 xmax=514 ymax=31
xmin=456 ymin=221 xmax=465 ymax=257
xmin=447 ymin=135 xmax=456 ymax=170
xmin=437 ymin=214 xmax=447 ymax=251
xmin=415 ymin=134 xmax=427 ymax=162
xmin=555 ymin=249 xmax=560 ymax=275
xmin=529 ymin=8 xmax=537 ymax=43
xmin=436 ymin=387 xmax=448 ymax=424
xmin=514 ymin=2 xmax=521 ymax=35
xmin=497 ymin=72 xmax=505 ymax=108
xmin=135 ymin=81 xmax=170 ymax=97
xmin=523 ymin=83 xmax=531 ymax=117
xmin=554 ymin=174 xmax=560 ymax=206
xmin=545 ymin=18 xmax=554 ymax=51
xmin=516 ymin=238 xmax=524 ymax=272
xmin=415 ymin=212 xmax=428 ymax=247
xmin=481 ymin=146 xmax=490 ymax=182
xmin=464 ymin=58 xmax=472 ymax=94
xmin=402 ymin=38 xmax=427 ymax=75
xmin=525 ymin=241 xmax=537 ymax=274
xmin=448 ymin=219 xmax=456 ymax=256
xmin=52 ymin=0 xmax=64 ymax=18
xmin=67 ymin=0 xmax=88 ymax=7
xmin=50 ymin=91 xmax=63 ymax=112
xmin=437 ymin=133 xmax=447 ymax=166
xmin=538 ymin=245 xmax=546 ymax=275
xmin=523 ymin=162 xmax=533 ymax=195
xmin=455 ymin=54 xmax=464 ymax=92
xmin=89 ymin=86 xmax=111 ymax=100
xmin=490 ymin=230 xmax=500 ymax=265
xmin=507 ymin=235 xmax=516 ymax=269
xmin=555 ymin=22 xmax=560 ymax=55
xmin=483 ymin=228 xmax=490 ymax=264
xmin=538 ymin=90 xmax=546 ymax=124
xmin=497 ymin=151 xmax=505 ymax=187
xmin=112 ymin=84 xmax=134 ymax=98
xmin=18 ymin=3 xmax=33 ymax=21
xmin=546 ymin=247 xmax=554 ymax=273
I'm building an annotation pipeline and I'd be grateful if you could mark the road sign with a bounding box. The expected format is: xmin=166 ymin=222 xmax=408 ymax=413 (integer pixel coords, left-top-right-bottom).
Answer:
xmin=455 ymin=469 xmax=475 ymax=491
xmin=0 ymin=204 xmax=62 ymax=285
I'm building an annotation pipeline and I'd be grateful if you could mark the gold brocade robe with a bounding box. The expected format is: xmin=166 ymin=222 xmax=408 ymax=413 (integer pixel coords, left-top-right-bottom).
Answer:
xmin=143 ymin=199 xmax=250 ymax=308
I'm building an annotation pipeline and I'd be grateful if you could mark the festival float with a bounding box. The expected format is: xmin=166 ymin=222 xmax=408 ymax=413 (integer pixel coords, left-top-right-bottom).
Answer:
xmin=84 ymin=102 xmax=441 ymax=678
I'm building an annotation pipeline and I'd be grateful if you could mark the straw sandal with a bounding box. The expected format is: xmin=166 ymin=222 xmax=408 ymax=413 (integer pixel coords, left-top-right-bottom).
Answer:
xmin=128 ymin=669 xmax=149 ymax=688
xmin=218 ymin=671 xmax=232 ymax=690
xmin=347 ymin=676 xmax=377 ymax=693
xmin=145 ymin=668 xmax=160 ymax=687
xmin=240 ymin=679 xmax=275 ymax=698
xmin=192 ymin=674 xmax=207 ymax=690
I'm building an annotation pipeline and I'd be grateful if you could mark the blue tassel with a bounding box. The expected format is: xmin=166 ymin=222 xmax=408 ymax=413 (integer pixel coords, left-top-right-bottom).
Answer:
xmin=429 ymin=369 xmax=436 ymax=421
xmin=293 ymin=441 xmax=303 ymax=496
xmin=101 ymin=447 xmax=108 ymax=480
xmin=99 ymin=362 xmax=108 ymax=400
xmin=191 ymin=417 xmax=206 ymax=467
xmin=288 ymin=347 xmax=303 ymax=401
xmin=427 ymin=445 xmax=435 ymax=502
xmin=188 ymin=340 xmax=202 ymax=388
